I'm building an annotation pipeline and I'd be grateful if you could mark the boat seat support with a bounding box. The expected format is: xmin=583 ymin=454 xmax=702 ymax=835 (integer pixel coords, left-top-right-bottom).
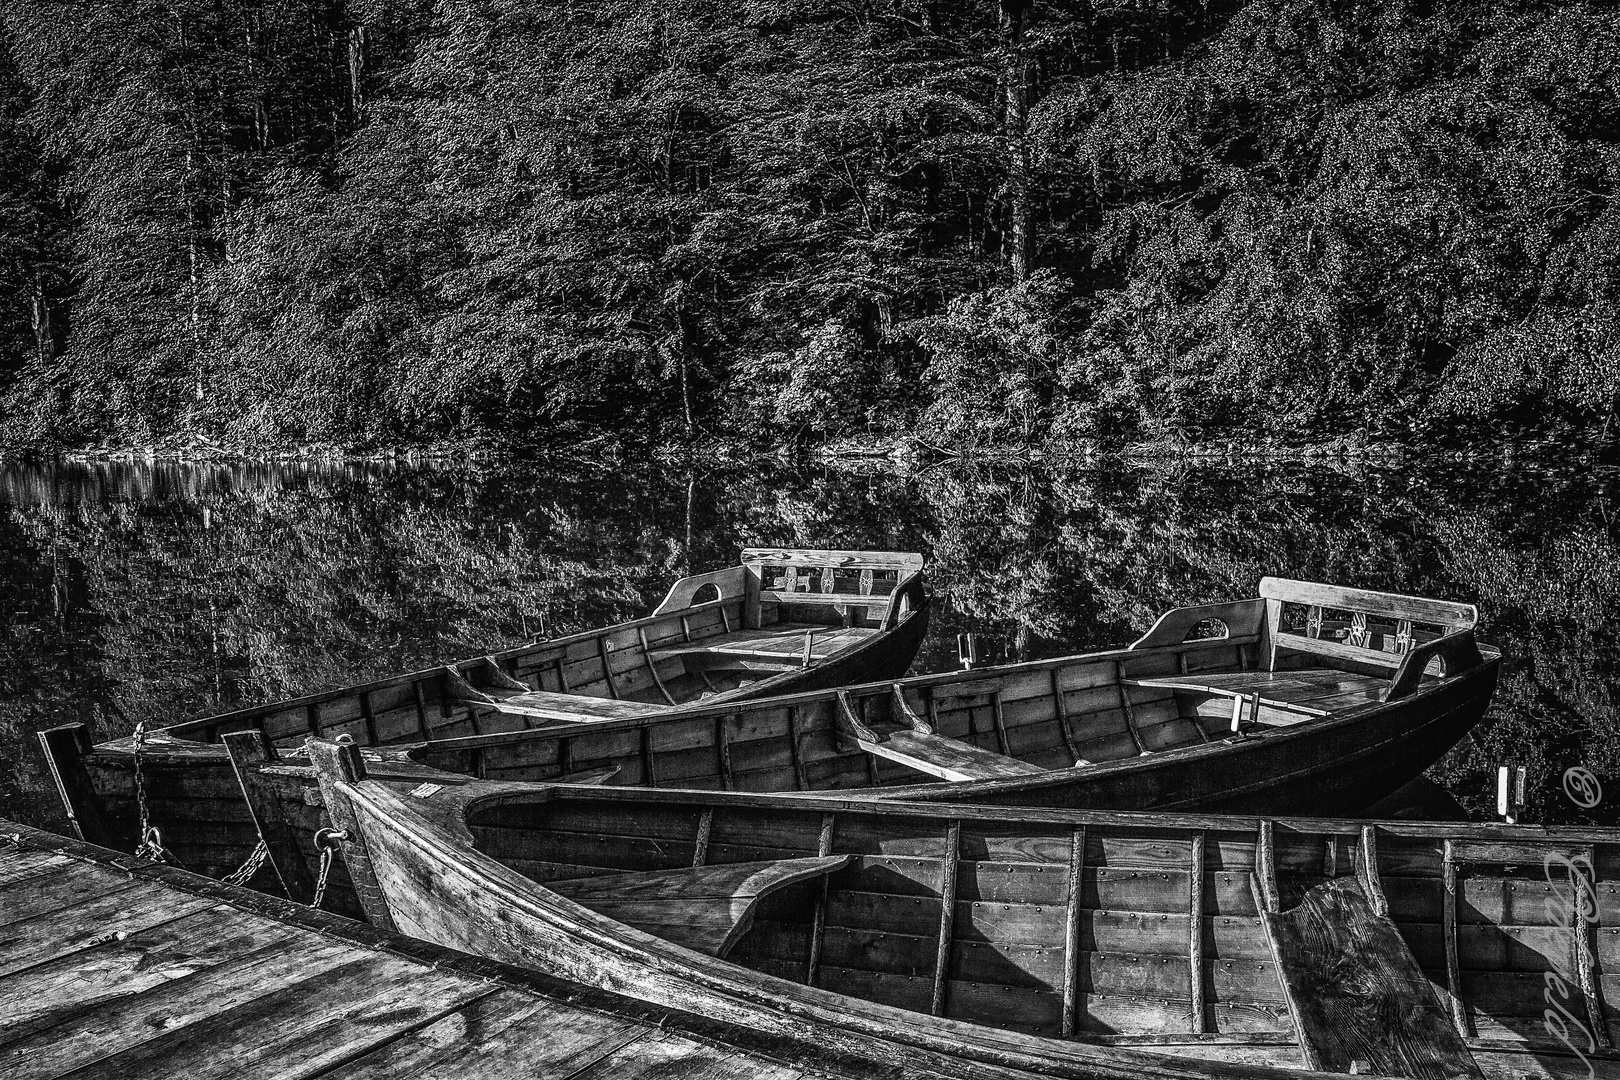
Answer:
xmin=550 ymin=855 xmax=852 ymax=958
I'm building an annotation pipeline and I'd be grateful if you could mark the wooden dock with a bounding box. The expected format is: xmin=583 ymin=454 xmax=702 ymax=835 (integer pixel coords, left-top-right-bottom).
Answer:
xmin=0 ymin=817 xmax=1011 ymax=1080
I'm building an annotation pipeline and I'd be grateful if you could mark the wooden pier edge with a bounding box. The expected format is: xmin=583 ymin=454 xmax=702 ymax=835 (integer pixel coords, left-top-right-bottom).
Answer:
xmin=0 ymin=817 xmax=978 ymax=1080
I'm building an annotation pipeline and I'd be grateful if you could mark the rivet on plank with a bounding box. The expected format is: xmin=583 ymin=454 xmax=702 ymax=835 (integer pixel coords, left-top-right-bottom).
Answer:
xmin=1061 ymin=825 xmax=1087 ymax=1037
xmin=692 ymin=808 xmax=713 ymax=867
xmin=860 ymin=568 xmax=873 ymax=595
xmin=931 ymin=820 xmax=962 ymax=1017
xmin=1189 ymin=830 xmax=1206 ymax=1033
xmin=805 ymin=813 xmax=837 ymax=986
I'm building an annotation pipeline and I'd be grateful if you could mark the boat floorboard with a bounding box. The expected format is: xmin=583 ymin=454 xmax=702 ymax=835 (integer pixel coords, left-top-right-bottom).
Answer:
xmin=0 ymin=820 xmax=990 ymax=1080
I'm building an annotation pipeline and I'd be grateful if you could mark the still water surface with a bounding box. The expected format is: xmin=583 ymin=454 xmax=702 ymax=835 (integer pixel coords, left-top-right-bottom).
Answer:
xmin=2 ymin=454 xmax=1616 ymax=831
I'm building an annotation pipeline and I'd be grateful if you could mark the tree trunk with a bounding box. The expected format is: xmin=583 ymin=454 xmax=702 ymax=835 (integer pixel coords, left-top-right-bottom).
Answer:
xmin=1001 ymin=0 xmax=1030 ymax=283
xmin=348 ymin=24 xmax=368 ymax=123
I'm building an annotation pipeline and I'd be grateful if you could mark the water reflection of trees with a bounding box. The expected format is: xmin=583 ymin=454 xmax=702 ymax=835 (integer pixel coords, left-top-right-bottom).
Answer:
xmin=2 ymin=457 xmax=1615 ymax=828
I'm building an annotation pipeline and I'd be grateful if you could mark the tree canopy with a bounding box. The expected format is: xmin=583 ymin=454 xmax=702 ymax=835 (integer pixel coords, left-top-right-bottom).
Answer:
xmin=0 ymin=0 xmax=1615 ymax=451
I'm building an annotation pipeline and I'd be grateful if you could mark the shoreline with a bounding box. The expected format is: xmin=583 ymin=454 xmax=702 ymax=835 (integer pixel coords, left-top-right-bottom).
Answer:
xmin=1 ymin=431 xmax=1606 ymax=470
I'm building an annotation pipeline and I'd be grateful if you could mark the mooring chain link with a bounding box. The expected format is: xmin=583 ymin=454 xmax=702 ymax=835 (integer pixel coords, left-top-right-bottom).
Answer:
xmin=311 ymin=827 xmax=349 ymax=910
xmin=130 ymin=719 xmax=169 ymax=864
xmin=223 ymin=840 xmax=270 ymax=887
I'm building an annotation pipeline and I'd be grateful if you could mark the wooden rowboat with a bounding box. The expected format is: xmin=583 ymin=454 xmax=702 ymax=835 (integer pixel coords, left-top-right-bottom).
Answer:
xmin=39 ymin=547 xmax=928 ymax=887
xmin=308 ymin=741 xmax=1618 ymax=1080
xmin=43 ymin=577 xmax=1493 ymax=916
xmin=406 ymin=577 xmax=1499 ymax=816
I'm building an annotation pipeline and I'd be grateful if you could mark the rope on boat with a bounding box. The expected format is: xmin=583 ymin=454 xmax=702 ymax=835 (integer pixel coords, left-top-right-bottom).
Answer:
xmin=130 ymin=720 xmax=168 ymax=864
xmin=222 ymin=840 xmax=270 ymax=887
xmin=311 ymin=828 xmax=349 ymax=909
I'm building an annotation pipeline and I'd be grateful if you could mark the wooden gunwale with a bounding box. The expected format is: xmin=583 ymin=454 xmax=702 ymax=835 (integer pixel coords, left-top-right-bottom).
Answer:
xmin=462 ymin=781 xmax=1620 ymax=843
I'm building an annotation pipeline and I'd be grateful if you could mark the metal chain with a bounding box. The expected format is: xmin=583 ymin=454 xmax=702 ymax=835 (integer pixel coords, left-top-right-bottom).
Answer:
xmin=311 ymin=828 xmax=348 ymax=910
xmin=223 ymin=840 xmax=270 ymax=887
xmin=134 ymin=825 xmax=168 ymax=863
xmin=130 ymin=720 xmax=168 ymax=864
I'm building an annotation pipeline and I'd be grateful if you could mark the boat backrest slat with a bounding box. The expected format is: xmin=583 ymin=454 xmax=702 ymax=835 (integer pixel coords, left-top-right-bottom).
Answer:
xmin=741 ymin=549 xmax=923 ymax=630
xmin=1258 ymin=578 xmax=1479 ymax=677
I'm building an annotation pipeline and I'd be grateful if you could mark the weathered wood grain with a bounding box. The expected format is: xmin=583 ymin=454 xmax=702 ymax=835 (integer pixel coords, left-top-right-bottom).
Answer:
xmin=550 ymin=855 xmax=851 ymax=957
xmin=858 ymin=730 xmax=1047 ymax=782
xmin=1259 ymin=877 xmax=1484 ymax=1078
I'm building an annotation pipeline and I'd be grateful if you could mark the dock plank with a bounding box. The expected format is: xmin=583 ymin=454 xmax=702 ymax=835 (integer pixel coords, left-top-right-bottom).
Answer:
xmin=0 ymin=847 xmax=75 ymax=888
xmin=1 ymin=937 xmax=357 ymax=1079
xmin=324 ymin=990 xmax=649 ymax=1079
xmin=0 ymin=859 xmax=142 ymax=926
xmin=0 ymin=904 xmax=301 ymax=1044
xmin=0 ymin=880 xmax=217 ymax=978
xmin=62 ymin=953 xmax=498 ymax=1080
xmin=574 ymin=1029 xmax=808 ymax=1080
xmin=1260 ymin=877 xmax=1484 ymax=1079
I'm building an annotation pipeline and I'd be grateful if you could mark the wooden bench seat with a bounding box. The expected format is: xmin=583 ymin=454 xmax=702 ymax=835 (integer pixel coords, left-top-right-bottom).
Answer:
xmin=1259 ymin=877 xmax=1483 ymax=1078
xmin=485 ymin=690 xmax=670 ymax=723
xmin=649 ymin=623 xmax=876 ymax=668
xmin=859 ymin=730 xmax=1049 ymax=782
xmin=549 ymin=855 xmax=852 ymax=957
xmin=1132 ymin=668 xmax=1388 ymax=715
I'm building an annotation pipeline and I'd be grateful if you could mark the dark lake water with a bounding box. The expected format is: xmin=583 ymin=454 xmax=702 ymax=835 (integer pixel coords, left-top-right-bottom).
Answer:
xmin=3 ymin=453 xmax=1616 ymax=831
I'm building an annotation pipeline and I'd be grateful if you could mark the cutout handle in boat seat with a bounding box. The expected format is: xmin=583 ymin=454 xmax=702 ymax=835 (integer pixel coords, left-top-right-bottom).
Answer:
xmin=549 ymin=855 xmax=852 ymax=958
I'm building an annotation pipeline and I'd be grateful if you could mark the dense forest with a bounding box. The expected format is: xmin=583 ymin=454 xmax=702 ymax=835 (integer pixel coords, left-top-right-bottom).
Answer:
xmin=0 ymin=0 xmax=1617 ymax=451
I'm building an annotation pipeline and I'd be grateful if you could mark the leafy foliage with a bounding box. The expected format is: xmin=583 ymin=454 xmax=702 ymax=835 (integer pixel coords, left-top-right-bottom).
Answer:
xmin=0 ymin=0 xmax=1616 ymax=449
